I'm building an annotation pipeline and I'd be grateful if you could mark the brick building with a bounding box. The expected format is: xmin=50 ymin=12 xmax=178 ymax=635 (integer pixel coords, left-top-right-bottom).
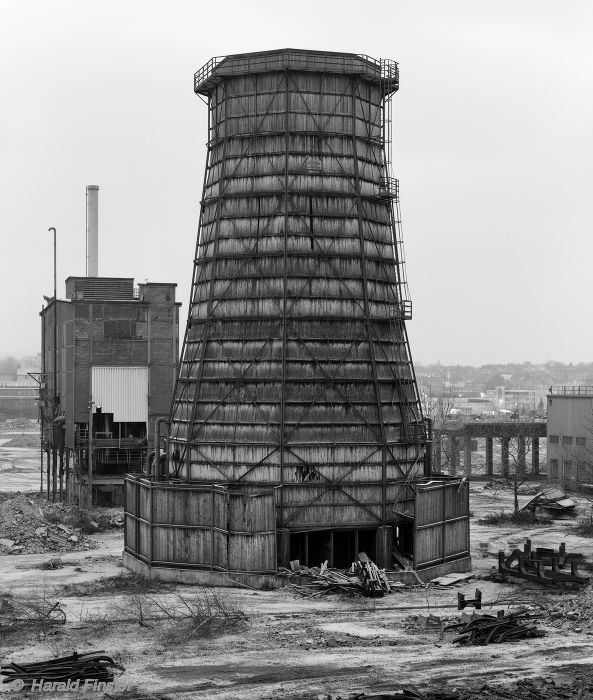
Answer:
xmin=40 ymin=276 xmax=180 ymax=505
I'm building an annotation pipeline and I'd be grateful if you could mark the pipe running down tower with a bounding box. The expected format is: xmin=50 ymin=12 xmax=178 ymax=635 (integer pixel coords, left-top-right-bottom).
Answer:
xmin=167 ymin=49 xmax=428 ymax=568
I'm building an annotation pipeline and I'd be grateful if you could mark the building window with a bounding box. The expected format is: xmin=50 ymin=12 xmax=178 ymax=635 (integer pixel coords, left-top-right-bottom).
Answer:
xmin=549 ymin=435 xmax=559 ymax=444
xmin=576 ymin=437 xmax=587 ymax=447
xmin=550 ymin=459 xmax=559 ymax=478
xmin=104 ymin=320 xmax=137 ymax=339
xmin=563 ymin=460 xmax=574 ymax=480
xmin=562 ymin=436 xmax=573 ymax=446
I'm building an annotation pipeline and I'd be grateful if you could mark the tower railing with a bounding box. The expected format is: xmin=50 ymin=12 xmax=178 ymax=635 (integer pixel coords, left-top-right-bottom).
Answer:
xmin=194 ymin=56 xmax=226 ymax=92
xmin=378 ymin=177 xmax=399 ymax=199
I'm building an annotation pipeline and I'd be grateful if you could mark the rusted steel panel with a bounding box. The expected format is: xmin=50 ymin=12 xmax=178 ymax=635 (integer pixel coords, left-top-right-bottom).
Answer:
xmin=415 ymin=525 xmax=443 ymax=566
xmin=138 ymin=521 xmax=151 ymax=559
xmin=413 ymin=480 xmax=471 ymax=568
xmin=124 ymin=517 xmax=136 ymax=551
xmin=125 ymin=479 xmax=137 ymax=515
xmin=137 ymin=483 xmax=151 ymax=521
xmin=152 ymin=486 xmax=213 ymax=526
xmin=445 ymin=482 xmax=469 ymax=520
xmin=228 ymin=533 xmax=276 ymax=571
xmin=151 ymin=526 xmax=225 ymax=567
xmin=415 ymin=487 xmax=443 ymax=528
xmin=444 ymin=519 xmax=470 ymax=558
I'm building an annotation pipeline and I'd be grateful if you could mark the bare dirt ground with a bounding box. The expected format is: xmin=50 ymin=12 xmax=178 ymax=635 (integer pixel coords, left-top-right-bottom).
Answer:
xmin=2 ymin=447 xmax=593 ymax=699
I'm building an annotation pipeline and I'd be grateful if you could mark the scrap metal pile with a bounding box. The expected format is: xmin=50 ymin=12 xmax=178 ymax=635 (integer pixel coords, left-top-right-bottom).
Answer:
xmin=520 ymin=486 xmax=577 ymax=517
xmin=499 ymin=538 xmax=590 ymax=585
xmin=279 ymin=552 xmax=392 ymax=597
xmin=447 ymin=610 xmax=544 ymax=646
xmin=0 ymin=651 xmax=123 ymax=690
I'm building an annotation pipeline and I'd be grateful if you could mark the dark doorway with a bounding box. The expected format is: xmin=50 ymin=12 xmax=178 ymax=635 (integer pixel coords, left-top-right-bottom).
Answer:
xmin=333 ymin=530 xmax=356 ymax=568
xmin=289 ymin=528 xmax=378 ymax=568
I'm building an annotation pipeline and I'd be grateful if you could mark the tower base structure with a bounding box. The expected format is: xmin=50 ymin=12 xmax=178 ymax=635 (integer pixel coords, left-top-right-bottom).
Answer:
xmin=123 ymin=473 xmax=471 ymax=587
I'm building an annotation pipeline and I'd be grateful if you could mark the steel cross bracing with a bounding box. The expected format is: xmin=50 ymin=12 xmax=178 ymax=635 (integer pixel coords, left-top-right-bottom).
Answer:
xmin=171 ymin=75 xmax=420 ymax=470
xmin=171 ymin=75 xmax=291 ymax=470
xmin=169 ymin=66 xmax=426 ymax=525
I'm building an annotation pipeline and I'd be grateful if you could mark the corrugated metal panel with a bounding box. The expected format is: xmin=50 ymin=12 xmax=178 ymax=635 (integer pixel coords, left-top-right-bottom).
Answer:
xmin=92 ymin=366 xmax=148 ymax=422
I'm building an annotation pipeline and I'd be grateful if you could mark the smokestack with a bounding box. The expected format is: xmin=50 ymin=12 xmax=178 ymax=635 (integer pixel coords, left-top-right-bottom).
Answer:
xmin=86 ymin=185 xmax=99 ymax=277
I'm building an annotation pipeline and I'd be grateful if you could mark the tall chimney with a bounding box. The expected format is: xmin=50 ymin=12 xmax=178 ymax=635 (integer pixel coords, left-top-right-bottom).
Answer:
xmin=86 ymin=185 xmax=99 ymax=277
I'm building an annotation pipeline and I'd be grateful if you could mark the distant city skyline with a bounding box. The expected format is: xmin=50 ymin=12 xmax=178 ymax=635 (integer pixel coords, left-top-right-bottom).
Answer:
xmin=1 ymin=1 xmax=592 ymax=365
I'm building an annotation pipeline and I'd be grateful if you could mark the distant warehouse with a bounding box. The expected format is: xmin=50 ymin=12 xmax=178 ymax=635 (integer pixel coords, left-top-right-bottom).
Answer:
xmin=547 ymin=386 xmax=593 ymax=488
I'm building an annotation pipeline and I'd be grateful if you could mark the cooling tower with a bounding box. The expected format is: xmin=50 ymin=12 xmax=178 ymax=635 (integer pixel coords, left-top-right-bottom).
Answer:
xmin=164 ymin=49 xmax=428 ymax=567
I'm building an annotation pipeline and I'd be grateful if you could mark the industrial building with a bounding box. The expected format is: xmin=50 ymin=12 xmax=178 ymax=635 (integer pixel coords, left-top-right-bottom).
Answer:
xmin=547 ymin=386 xmax=593 ymax=487
xmin=40 ymin=186 xmax=181 ymax=506
xmin=124 ymin=49 xmax=471 ymax=585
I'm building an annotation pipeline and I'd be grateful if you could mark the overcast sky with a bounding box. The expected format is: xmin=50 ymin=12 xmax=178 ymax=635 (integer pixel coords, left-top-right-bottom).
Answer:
xmin=1 ymin=0 xmax=592 ymax=365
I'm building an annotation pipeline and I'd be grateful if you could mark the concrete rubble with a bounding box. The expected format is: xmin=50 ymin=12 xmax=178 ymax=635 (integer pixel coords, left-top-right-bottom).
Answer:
xmin=0 ymin=492 xmax=123 ymax=555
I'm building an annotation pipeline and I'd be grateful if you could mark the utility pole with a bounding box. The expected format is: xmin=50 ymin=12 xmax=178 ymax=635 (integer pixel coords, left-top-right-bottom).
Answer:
xmin=48 ymin=227 xmax=57 ymax=501
xmin=88 ymin=400 xmax=94 ymax=507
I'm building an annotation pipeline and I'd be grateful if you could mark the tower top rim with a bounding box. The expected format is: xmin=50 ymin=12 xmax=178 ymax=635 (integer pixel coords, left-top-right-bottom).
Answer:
xmin=194 ymin=49 xmax=398 ymax=96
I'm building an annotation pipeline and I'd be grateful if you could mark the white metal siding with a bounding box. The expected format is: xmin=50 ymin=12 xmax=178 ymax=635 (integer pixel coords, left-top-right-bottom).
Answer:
xmin=92 ymin=367 xmax=148 ymax=422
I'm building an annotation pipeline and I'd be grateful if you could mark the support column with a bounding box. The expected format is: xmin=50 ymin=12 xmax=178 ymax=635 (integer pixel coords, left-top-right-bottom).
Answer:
xmin=501 ymin=437 xmax=510 ymax=477
xmin=517 ymin=436 xmax=526 ymax=478
xmin=463 ymin=432 xmax=472 ymax=477
xmin=40 ymin=440 xmax=44 ymax=495
xmin=277 ymin=528 xmax=290 ymax=568
xmin=51 ymin=447 xmax=57 ymax=501
xmin=376 ymin=525 xmax=393 ymax=569
xmin=485 ymin=437 xmax=493 ymax=476
xmin=532 ymin=437 xmax=539 ymax=475
xmin=45 ymin=446 xmax=51 ymax=499
xmin=59 ymin=448 xmax=64 ymax=501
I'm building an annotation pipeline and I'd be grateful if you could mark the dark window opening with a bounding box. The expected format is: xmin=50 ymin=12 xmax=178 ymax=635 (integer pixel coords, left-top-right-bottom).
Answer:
xmin=306 ymin=530 xmax=333 ymax=567
xmin=104 ymin=320 xmax=137 ymax=339
xmin=295 ymin=465 xmax=321 ymax=482
xmin=395 ymin=522 xmax=414 ymax=559
xmin=357 ymin=529 xmax=377 ymax=561
xmin=333 ymin=530 xmax=356 ymax=568
xmin=289 ymin=528 xmax=377 ymax=568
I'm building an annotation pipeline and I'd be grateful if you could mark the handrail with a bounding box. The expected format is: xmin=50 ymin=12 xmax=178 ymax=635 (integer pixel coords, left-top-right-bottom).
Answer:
xmin=549 ymin=386 xmax=593 ymax=396
xmin=194 ymin=53 xmax=398 ymax=94
xmin=194 ymin=55 xmax=226 ymax=92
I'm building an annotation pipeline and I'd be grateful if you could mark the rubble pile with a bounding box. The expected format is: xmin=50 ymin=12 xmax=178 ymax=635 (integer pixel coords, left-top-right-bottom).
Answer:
xmin=461 ymin=675 xmax=593 ymax=699
xmin=319 ymin=675 xmax=593 ymax=700
xmin=279 ymin=554 xmax=394 ymax=597
xmin=0 ymin=493 xmax=123 ymax=555
xmin=316 ymin=691 xmax=459 ymax=700
xmin=543 ymin=591 xmax=593 ymax=632
xmin=0 ymin=418 xmax=38 ymax=431
xmin=1 ymin=435 xmax=39 ymax=448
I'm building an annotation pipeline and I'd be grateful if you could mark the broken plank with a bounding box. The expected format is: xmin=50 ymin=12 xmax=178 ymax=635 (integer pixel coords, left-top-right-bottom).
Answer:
xmin=430 ymin=572 xmax=475 ymax=586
